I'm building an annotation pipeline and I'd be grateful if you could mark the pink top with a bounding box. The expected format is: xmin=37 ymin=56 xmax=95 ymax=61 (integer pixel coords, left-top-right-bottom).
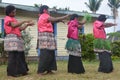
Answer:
xmin=37 ymin=13 xmax=53 ymax=32
xmin=67 ymin=19 xmax=79 ymax=40
xmin=4 ymin=16 xmax=21 ymax=37
xmin=93 ymin=20 xmax=106 ymax=39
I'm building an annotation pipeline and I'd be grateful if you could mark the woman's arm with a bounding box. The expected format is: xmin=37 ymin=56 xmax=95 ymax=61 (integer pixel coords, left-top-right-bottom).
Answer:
xmin=48 ymin=14 xmax=70 ymax=23
xmin=104 ymin=23 xmax=117 ymax=28
xmin=78 ymin=19 xmax=86 ymax=25
xmin=10 ymin=20 xmax=31 ymax=28
xmin=78 ymin=24 xmax=83 ymax=28
xmin=78 ymin=20 xmax=86 ymax=28
xmin=19 ymin=21 xmax=35 ymax=30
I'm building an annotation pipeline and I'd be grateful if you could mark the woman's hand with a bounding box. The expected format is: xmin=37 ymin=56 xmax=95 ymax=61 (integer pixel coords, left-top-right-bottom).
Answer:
xmin=27 ymin=21 xmax=35 ymax=26
xmin=104 ymin=23 xmax=117 ymax=27
xmin=24 ymin=20 xmax=32 ymax=23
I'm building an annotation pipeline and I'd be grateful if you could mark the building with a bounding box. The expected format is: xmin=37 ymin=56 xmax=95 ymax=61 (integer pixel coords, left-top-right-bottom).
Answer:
xmin=0 ymin=2 xmax=113 ymax=57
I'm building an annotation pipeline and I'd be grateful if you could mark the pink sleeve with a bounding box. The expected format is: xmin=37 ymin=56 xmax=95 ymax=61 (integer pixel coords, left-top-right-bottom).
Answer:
xmin=94 ymin=20 xmax=104 ymax=29
xmin=70 ymin=21 xmax=78 ymax=28
xmin=4 ymin=17 xmax=18 ymax=27
xmin=4 ymin=17 xmax=12 ymax=26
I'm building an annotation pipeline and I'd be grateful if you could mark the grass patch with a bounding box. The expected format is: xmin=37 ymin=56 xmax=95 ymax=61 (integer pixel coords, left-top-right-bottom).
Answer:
xmin=0 ymin=60 xmax=120 ymax=80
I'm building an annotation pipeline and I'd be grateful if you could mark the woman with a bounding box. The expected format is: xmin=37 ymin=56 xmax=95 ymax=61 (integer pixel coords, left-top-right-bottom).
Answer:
xmin=93 ymin=15 xmax=116 ymax=73
xmin=4 ymin=5 xmax=34 ymax=77
xmin=37 ymin=5 xmax=70 ymax=75
xmin=65 ymin=14 xmax=86 ymax=74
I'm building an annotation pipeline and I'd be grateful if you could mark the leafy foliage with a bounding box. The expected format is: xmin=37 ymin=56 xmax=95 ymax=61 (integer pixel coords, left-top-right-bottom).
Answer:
xmin=107 ymin=31 xmax=120 ymax=59
xmin=34 ymin=4 xmax=42 ymax=8
xmin=85 ymin=0 xmax=103 ymax=13
xmin=107 ymin=32 xmax=120 ymax=37
xmin=79 ymin=34 xmax=96 ymax=61
xmin=83 ymin=13 xmax=92 ymax=23
xmin=111 ymin=41 xmax=120 ymax=58
xmin=107 ymin=31 xmax=120 ymax=42
xmin=21 ymin=29 xmax=33 ymax=55
xmin=0 ymin=33 xmax=6 ymax=56
xmin=108 ymin=0 xmax=120 ymax=19
xmin=0 ymin=33 xmax=7 ymax=64
xmin=108 ymin=0 xmax=120 ymax=9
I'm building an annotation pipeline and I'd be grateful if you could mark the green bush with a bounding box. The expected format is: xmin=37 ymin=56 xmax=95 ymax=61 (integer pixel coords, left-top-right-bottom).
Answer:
xmin=111 ymin=41 xmax=120 ymax=59
xmin=111 ymin=56 xmax=120 ymax=60
xmin=107 ymin=31 xmax=120 ymax=42
xmin=0 ymin=33 xmax=8 ymax=64
xmin=107 ymin=31 xmax=120 ymax=60
xmin=0 ymin=33 xmax=7 ymax=57
xmin=79 ymin=34 xmax=96 ymax=61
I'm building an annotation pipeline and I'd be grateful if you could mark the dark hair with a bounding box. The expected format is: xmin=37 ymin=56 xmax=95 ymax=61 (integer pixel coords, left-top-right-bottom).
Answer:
xmin=97 ymin=15 xmax=107 ymax=22
xmin=5 ymin=5 xmax=16 ymax=16
xmin=70 ymin=14 xmax=79 ymax=21
xmin=39 ymin=5 xmax=49 ymax=14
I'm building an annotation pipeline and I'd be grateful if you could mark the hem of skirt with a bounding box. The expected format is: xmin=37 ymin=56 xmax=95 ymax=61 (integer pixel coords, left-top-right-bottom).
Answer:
xmin=4 ymin=49 xmax=24 ymax=51
xmin=69 ymin=54 xmax=81 ymax=57
xmin=94 ymin=49 xmax=111 ymax=53
xmin=39 ymin=48 xmax=57 ymax=50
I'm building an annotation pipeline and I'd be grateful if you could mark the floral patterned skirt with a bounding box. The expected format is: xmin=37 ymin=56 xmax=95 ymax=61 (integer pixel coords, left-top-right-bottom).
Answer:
xmin=4 ymin=34 xmax=24 ymax=51
xmin=38 ymin=32 xmax=57 ymax=50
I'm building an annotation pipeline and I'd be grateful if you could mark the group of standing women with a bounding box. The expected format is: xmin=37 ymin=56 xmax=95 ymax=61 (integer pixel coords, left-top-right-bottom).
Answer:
xmin=3 ymin=4 xmax=116 ymax=77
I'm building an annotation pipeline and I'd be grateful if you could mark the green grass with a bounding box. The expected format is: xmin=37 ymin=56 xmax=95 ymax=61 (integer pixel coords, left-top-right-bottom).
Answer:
xmin=0 ymin=60 xmax=120 ymax=80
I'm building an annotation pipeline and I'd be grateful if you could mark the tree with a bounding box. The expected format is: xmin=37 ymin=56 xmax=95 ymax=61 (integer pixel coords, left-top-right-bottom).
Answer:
xmin=34 ymin=4 xmax=42 ymax=8
xmin=85 ymin=0 xmax=103 ymax=13
xmin=108 ymin=0 xmax=120 ymax=32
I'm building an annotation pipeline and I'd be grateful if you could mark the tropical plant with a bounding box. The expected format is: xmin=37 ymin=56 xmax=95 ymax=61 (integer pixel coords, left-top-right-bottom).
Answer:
xmin=34 ymin=4 xmax=42 ymax=8
xmin=107 ymin=31 xmax=120 ymax=42
xmin=108 ymin=0 xmax=120 ymax=32
xmin=107 ymin=32 xmax=120 ymax=59
xmin=21 ymin=29 xmax=33 ymax=55
xmin=79 ymin=34 xmax=96 ymax=61
xmin=0 ymin=33 xmax=7 ymax=64
xmin=108 ymin=0 xmax=120 ymax=19
xmin=111 ymin=41 xmax=120 ymax=59
xmin=85 ymin=0 xmax=103 ymax=13
xmin=83 ymin=12 xmax=92 ymax=23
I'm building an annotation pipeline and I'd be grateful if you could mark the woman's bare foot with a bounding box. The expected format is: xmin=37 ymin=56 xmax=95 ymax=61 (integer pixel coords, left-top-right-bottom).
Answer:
xmin=47 ymin=71 xmax=54 ymax=74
